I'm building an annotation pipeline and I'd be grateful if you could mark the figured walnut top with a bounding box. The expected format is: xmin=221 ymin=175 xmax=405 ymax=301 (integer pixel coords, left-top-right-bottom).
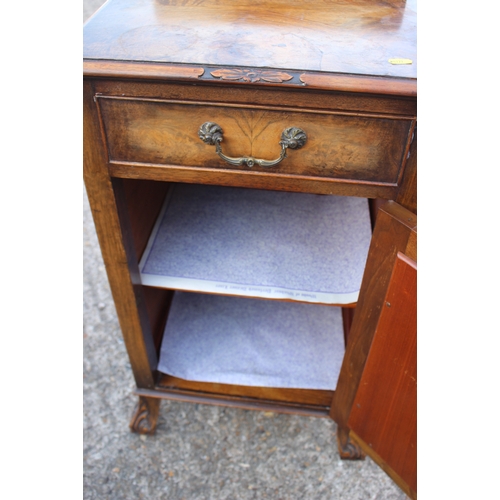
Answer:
xmin=83 ymin=0 xmax=416 ymax=80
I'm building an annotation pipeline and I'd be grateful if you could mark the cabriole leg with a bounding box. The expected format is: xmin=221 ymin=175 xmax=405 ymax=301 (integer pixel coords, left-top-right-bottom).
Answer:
xmin=129 ymin=396 xmax=160 ymax=434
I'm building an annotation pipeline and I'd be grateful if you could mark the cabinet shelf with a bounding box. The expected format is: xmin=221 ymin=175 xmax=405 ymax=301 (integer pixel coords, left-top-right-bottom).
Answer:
xmin=139 ymin=184 xmax=372 ymax=305
xmin=158 ymin=291 xmax=346 ymax=391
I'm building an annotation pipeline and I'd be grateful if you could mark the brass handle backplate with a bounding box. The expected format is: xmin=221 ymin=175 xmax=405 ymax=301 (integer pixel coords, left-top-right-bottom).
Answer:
xmin=198 ymin=122 xmax=307 ymax=168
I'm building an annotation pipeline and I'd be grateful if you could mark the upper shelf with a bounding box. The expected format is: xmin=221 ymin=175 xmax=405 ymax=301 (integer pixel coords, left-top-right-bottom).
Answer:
xmin=139 ymin=184 xmax=372 ymax=305
xmin=83 ymin=0 xmax=416 ymax=86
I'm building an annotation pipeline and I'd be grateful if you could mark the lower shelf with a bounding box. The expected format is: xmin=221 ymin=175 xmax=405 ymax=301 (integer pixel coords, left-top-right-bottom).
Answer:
xmin=157 ymin=292 xmax=346 ymax=391
xmin=142 ymin=380 xmax=333 ymax=417
xmin=157 ymin=374 xmax=334 ymax=407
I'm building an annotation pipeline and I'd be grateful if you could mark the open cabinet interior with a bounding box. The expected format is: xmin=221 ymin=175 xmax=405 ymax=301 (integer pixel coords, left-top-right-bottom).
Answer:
xmin=138 ymin=183 xmax=372 ymax=305
xmin=114 ymin=178 xmax=374 ymax=414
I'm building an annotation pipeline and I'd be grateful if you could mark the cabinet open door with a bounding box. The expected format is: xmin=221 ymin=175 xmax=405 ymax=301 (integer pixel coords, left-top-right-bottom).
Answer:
xmin=333 ymin=201 xmax=417 ymax=499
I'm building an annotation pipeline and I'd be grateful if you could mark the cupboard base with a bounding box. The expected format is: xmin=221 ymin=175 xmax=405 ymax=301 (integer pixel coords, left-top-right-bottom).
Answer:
xmin=132 ymin=387 xmax=366 ymax=461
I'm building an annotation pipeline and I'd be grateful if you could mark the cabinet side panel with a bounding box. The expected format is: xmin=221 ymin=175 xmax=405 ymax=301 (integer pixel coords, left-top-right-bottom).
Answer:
xmin=84 ymin=80 xmax=157 ymax=388
xmin=396 ymin=127 xmax=417 ymax=214
xmin=116 ymin=179 xmax=174 ymax=352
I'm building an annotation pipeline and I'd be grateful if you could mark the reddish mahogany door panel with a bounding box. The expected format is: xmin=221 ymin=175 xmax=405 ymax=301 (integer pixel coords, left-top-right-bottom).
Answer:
xmin=348 ymin=252 xmax=416 ymax=498
xmin=97 ymin=96 xmax=414 ymax=190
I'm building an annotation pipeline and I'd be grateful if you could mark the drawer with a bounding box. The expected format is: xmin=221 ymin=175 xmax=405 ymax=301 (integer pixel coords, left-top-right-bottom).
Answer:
xmin=98 ymin=96 xmax=414 ymax=188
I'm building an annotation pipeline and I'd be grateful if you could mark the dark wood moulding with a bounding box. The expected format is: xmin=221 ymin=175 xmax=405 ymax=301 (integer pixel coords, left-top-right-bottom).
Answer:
xmin=84 ymin=60 xmax=416 ymax=97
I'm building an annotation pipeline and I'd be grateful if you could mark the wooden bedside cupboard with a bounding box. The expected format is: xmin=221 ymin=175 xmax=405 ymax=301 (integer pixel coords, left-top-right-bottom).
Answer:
xmin=84 ymin=0 xmax=417 ymax=497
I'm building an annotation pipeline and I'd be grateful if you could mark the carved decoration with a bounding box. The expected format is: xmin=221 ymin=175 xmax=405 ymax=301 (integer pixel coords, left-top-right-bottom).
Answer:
xmin=198 ymin=122 xmax=223 ymax=146
xmin=337 ymin=427 xmax=366 ymax=460
xmin=129 ymin=396 xmax=160 ymax=435
xmin=280 ymin=127 xmax=307 ymax=150
xmin=211 ymin=68 xmax=293 ymax=84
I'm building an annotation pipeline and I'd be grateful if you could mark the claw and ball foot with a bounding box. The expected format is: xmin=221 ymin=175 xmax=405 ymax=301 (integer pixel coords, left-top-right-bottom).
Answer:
xmin=337 ymin=426 xmax=365 ymax=460
xmin=129 ymin=396 xmax=160 ymax=434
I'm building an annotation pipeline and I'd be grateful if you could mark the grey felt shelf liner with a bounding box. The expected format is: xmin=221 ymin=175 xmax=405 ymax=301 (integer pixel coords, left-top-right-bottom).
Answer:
xmin=158 ymin=292 xmax=345 ymax=390
xmin=139 ymin=184 xmax=371 ymax=305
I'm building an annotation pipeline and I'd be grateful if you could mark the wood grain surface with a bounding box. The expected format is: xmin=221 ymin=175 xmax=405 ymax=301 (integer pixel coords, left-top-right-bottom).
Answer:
xmin=84 ymin=81 xmax=159 ymax=388
xmin=157 ymin=374 xmax=334 ymax=408
xmin=332 ymin=202 xmax=416 ymax=427
xmin=98 ymin=96 xmax=413 ymax=185
xmin=84 ymin=1 xmax=418 ymax=497
xmin=94 ymin=80 xmax=417 ymax=117
xmin=84 ymin=0 xmax=416 ymax=81
xmin=348 ymin=252 xmax=416 ymax=495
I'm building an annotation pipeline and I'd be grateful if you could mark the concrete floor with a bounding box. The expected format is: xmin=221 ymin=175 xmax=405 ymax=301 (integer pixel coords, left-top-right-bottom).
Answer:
xmin=83 ymin=2 xmax=408 ymax=498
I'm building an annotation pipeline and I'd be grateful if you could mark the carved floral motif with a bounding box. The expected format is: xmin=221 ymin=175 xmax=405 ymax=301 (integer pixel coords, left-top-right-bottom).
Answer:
xmin=211 ymin=68 xmax=293 ymax=83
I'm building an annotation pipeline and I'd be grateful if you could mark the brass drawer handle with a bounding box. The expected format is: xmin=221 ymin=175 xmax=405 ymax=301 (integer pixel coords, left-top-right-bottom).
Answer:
xmin=198 ymin=122 xmax=307 ymax=168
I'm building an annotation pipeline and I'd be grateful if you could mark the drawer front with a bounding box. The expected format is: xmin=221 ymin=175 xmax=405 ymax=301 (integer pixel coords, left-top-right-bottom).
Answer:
xmin=98 ymin=97 xmax=414 ymax=186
